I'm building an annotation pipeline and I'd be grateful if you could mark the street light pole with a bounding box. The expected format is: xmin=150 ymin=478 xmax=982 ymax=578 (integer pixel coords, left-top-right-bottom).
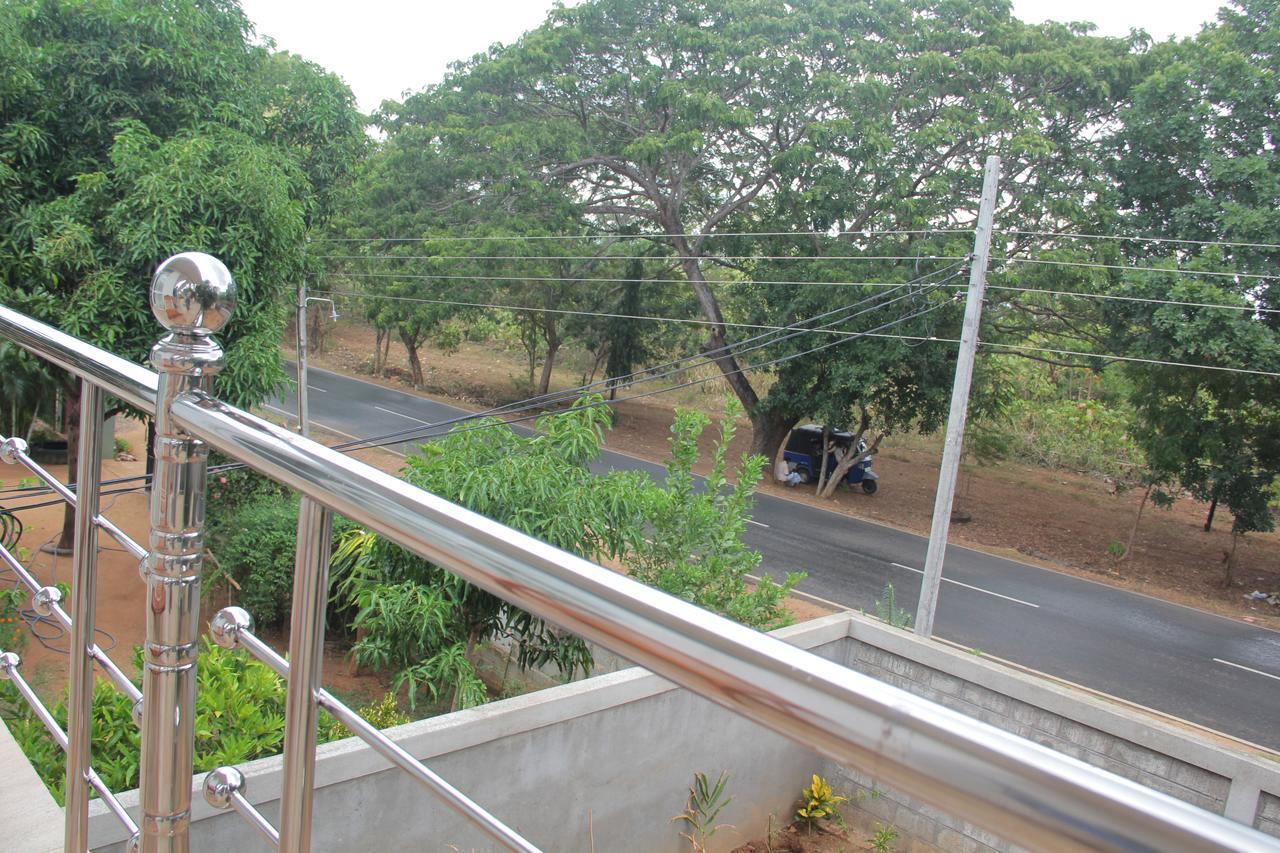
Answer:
xmin=914 ymin=155 xmax=1001 ymax=639
xmin=295 ymin=281 xmax=335 ymax=439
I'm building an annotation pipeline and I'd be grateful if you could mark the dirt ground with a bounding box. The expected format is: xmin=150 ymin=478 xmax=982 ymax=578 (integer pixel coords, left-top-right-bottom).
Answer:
xmin=297 ymin=318 xmax=1280 ymax=630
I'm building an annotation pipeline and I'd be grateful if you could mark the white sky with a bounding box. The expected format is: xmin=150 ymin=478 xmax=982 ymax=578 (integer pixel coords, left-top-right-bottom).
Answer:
xmin=238 ymin=0 xmax=1228 ymax=114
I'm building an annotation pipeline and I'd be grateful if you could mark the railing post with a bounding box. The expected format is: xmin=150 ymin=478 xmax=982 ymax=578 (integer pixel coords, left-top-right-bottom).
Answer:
xmin=140 ymin=253 xmax=235 ymax=853
xmin=278 ymin=497 xmax=333 ymax=851
xmin=65 ymin=379 xmax=105 ymax=852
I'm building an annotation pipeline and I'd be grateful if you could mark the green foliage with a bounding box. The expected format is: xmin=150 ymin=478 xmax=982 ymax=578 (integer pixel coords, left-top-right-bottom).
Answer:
xmin=868 ymin=823 xmax=900 ymax=852
xmin=874 ymin=583 xmax=912 ymax=629
xmin=625 ymin=400 xmax=802 ymax=630
xmin=672 ymin=771 xmax=733 ymax=853
xmin=795 ymin=774 xmax=848 ymax=828
xmin=111 ymin=436 xmax=131 ymax=455
xmin=320 ymin=691 xmax=409 ymax=741
xmin=0 ymin=0 xmax=364 ymax=412
xmin=0 ymin=586 xmax=27 ymax=652
xmin=208 ymin=492 xmax=301 ymax=630
xmin=328 ymin=395 xmax=793 ymax=711
xmin=2 ymin=641 xmax=296 ymax=804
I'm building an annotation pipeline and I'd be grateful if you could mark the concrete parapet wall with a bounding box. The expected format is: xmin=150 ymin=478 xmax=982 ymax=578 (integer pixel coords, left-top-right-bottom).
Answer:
xmin=827 ymin=616 xmax=1280 ymax=849
xmin=57 ymin=609 xmax=1280 ymax=851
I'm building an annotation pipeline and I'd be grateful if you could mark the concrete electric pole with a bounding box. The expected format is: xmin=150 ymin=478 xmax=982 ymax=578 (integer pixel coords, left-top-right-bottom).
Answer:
xmin=914 ymin=155 xmax=1001 ymax=638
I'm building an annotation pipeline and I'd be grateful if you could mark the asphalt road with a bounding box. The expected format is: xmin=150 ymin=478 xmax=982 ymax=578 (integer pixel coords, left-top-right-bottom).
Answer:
xmin=272 ymin=365 xmax=1280 ymax=748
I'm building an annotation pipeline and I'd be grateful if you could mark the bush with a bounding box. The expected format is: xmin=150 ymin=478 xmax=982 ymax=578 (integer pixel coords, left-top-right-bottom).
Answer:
xmin=1 ymin=641 xmax=301 ymax=804
xmin=209 ymin=493 xmax=301 ymax=629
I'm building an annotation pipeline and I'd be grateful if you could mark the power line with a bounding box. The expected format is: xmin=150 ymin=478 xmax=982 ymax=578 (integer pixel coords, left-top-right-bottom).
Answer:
xmin=317 ymin=267 xmax=968 ymax=453
xmin=999 ymin=229 xmax=1280 ymax=252
xmin=325 ymin=270 xmax=963 ymax=289
xmin=343 ymin=298 xmax=957 ymax=454
xmin=314 ymin=253 xmax=961 ymax=263
xmin=986 ymin=286 xmax=1280 ymax=316
xmin=314 ymin=228 xmax=972 ymax=243
xmin=2 ymin=266 xmax=965 ymax=502
xmin=993 ymin=256 xmax=1275 ymax=282
xmin=312 ymin=287 xmax=957 ymax=337
xmin=845 ymin=333 xmax=1280 ymax=378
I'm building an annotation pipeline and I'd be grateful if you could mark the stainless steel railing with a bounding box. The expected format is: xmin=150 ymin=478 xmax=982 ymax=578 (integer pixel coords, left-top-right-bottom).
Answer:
xmin=0 ymin=253 xmax=1275 ymax=853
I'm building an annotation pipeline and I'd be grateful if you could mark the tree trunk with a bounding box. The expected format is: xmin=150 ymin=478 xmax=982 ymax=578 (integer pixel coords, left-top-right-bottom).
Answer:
xmin=380 ymin=328 xmax=391 ymax=377
xmin=814 ymin=425 xmax=831 ymax=496
xmin=53 ymin=379 xmax=82 ymax=553
xmin=667 ymin=232 xmax=759 ymax=414
xmin=1204 ymin=492 xmax=1219 ymax=532
xmin=373 ymin=327 xmax=387 ymax=375
xmin=753 ymin=409 xmax=802 ymax=467
xmin=1222 ymin=530 xmax=1241 ymax=587
xmin=819 ymin=432 xmax=883 ymax=499
xmin=399 ymin=331 xmax=424 ymax=388
xmin=1120 ymin=482 xmax=1153 ymax=571
xmin=537 ymin=319 xmax=560 ymax=397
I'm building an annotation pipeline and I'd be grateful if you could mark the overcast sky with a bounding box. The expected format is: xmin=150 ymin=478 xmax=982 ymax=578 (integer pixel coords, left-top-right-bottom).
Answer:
xmin=238 ymin=0 xmax=1229 ymax=114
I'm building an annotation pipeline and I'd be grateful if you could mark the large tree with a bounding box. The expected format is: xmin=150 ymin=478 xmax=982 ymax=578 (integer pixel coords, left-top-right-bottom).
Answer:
xmin=0 ymin=0 xmax=365 ymax=545
xmin=392 ymin=0 xmax=1140 ymax=458
xmin=1102 ymin=1 xmax=1280 ymax=580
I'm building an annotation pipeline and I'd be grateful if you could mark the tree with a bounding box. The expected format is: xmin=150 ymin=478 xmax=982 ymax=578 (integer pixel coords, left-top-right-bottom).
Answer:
xmin=1103 ymin=1 xmax=1280 ymax=581
xmin=328 ymin=396 xmax=798 ymax=707
xmin=0 ymin=0 xmax=364 ymax=545
xmin=399 ymin=0 xmax=1140 ymax=460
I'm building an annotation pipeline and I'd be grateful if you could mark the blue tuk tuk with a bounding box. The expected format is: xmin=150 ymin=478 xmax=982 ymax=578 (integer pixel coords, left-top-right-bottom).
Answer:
xmin=782 ymin=424 xmax=879 ymax=494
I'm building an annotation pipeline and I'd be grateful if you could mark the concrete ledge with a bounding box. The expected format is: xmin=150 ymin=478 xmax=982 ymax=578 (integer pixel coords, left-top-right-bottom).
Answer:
xmin=1 ymin=717 xmax=64 ymax=853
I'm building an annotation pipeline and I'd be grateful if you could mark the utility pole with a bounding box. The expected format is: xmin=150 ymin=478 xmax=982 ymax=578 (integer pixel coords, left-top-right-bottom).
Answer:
xmin=296 ymin=281 xmax=309 ymax=437
xmin=914 ymin=155 xmax=1000 ymax=638
xmin=295 ymin=280 xmax=336 ymax=438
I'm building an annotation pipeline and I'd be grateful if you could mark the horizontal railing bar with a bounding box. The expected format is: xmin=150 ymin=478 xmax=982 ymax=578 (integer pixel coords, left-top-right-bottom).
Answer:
xmin=173 ymin=391 xmax=1273 ymax=853
xmin=0 ymin=543 xmax=143 ymax=705
xmin=0 ymin=305 xmax=158 ymax=412
xmin=224 ymin=621 xmax=538 ymax=853
xmin=3 ymin=440 xmax=148 ymax=561
xmin=0 ymin=653 xmax=139 ymax=838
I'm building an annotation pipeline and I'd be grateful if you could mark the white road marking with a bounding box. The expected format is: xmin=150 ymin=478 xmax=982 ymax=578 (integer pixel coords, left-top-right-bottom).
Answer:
xmin=1213 ymin=658 xmax=1280 ymax=683
xmin=374 ymin=405 xmax=434 ymax=425
xmin=891 ymin=562 xmax=1040 ymax=608
xmin=261 ymin=405 xmax=406 ymax=457
xmin=747 ymin=519 xmax=770 ymax=528
xmin=307 ymin=385 xmax=327 ymax=393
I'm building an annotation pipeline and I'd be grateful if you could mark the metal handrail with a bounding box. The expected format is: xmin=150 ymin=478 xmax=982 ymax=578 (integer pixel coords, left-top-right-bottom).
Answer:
xmin=1 ymin=256 xmax=1277 ymax=853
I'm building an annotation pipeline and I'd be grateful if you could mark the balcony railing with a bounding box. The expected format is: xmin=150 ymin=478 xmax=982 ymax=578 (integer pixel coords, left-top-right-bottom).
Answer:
xmin=0 ymin=252 xmax=1274 ymax=853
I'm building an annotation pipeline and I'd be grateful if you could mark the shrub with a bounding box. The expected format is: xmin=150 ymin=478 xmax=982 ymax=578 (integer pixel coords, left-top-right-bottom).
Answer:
xmin=2 ymin=641 xmax=297 ymax=804
xmin=209 ymin=493 xmax=301 ymax=629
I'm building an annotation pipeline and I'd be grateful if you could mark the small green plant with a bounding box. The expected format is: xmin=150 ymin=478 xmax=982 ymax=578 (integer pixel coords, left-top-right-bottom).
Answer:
xmin=970 ymin=647 xmax=983 ymax=656
xmin=1106 ymin=540 xmax=1126 ymax=559
xmin=17 ymin=476 xmax=39 ymax=489
xmin=112 ymin=436 xmax=131 ymax=455
xmin=0 ymin=586 xmax=27 ymax=651
xmin=868 ymin=822 xmax=899 ymax=851
xmin=321 ymin=691 xmax=409 ymax=741
xmin=673 ymin=771 xmax=733 ymax=852
xmin=795 ymin=773 xmax=848 ymax=829
xmin=874 ymin=583 xmax=912 ymax=629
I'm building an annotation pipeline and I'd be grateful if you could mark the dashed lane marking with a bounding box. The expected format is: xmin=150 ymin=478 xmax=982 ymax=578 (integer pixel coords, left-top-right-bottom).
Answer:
xmin=890 ymin=562 xmax=1040 ymax=608
xmin=1213 ymin=658 xmax=1280 ymax=683
xmin=374 ymin=405 xmax=434 ymax=425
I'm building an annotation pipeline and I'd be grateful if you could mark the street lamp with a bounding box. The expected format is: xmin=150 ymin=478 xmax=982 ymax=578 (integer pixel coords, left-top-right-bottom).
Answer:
xmin=296 ymin=284 xmax=337 ymax=438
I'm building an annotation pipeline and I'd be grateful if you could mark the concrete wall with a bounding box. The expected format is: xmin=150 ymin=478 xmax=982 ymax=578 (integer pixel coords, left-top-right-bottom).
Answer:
xmin=42 ymin=609 xmax=1279 ymax=851
xmin=87 ymin=615 xmax=852 ymax=852
xmin=825 ymin=616 xmax=1280 ymax=851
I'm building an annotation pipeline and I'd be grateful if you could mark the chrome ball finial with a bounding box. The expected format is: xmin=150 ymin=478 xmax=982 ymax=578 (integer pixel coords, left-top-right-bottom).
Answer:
xmin=0 ymin=436 xmax=27 ymax=465
xmin=209 ymin=606 xmax=253 ymax=649
xmin=0 ymin=651 xmax=19 ymax=678
xmin=203 ymin=766 xmax=246 ymax=810
xmin=149 ymin=252 xmax=236 ymax=335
